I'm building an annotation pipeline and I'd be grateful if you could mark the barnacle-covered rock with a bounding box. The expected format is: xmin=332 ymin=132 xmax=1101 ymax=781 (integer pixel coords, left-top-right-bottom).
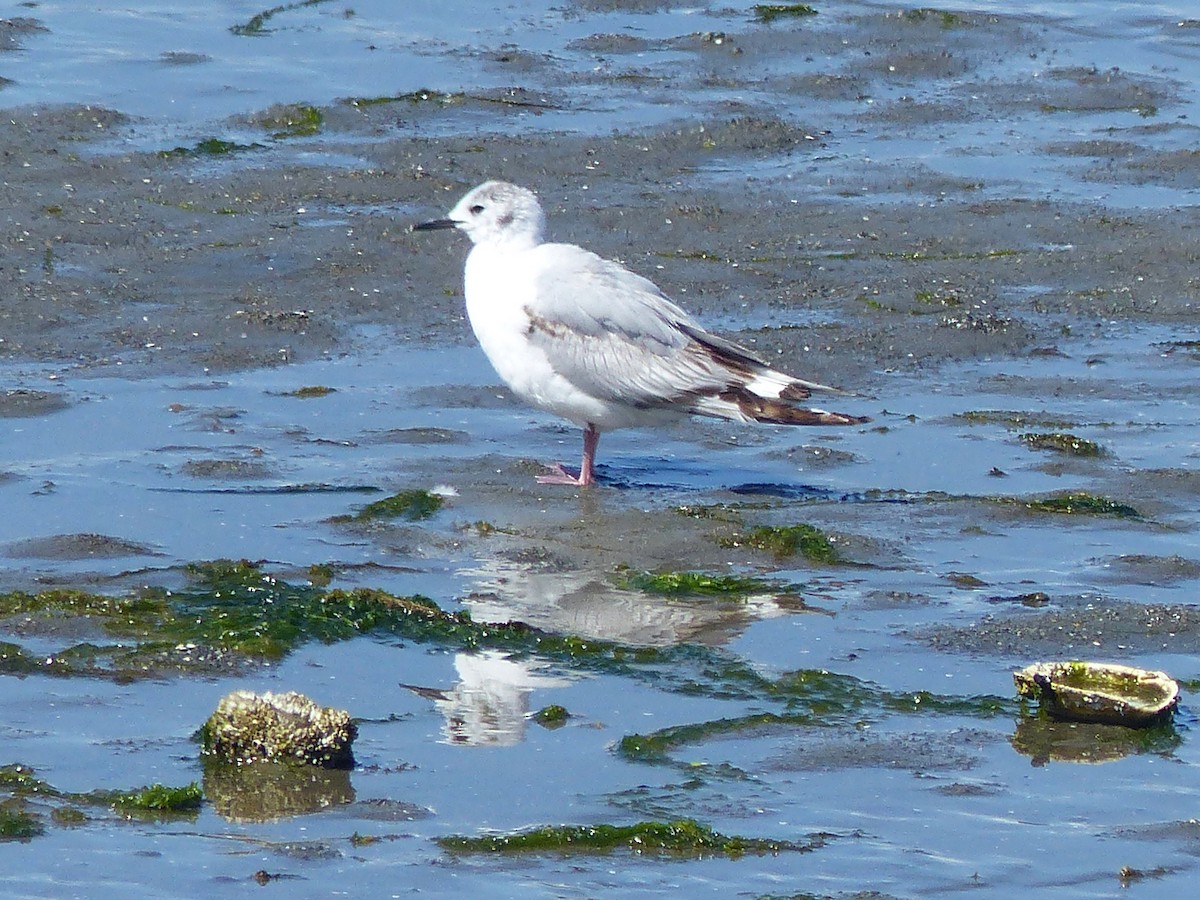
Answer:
xmin=200 ymin=690 xmax=356 ymax=767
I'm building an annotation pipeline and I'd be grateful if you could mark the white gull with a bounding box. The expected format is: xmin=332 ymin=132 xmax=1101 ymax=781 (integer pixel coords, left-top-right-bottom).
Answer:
xmin=414 ymin=180 xmax=868 ymax=487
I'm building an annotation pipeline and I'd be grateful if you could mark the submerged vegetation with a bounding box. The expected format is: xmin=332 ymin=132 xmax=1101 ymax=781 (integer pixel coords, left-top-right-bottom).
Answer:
xmin=0 ymin=807 xmax=44 ymax=841
xmin=618 ymin=688 xmax=1014 ymax=767
xmin=752 ymin=4 xmax=818 ymax=24
xmin=1 ymin=765 xmax=201 ymax=838
xmin=1018 ymin=492 xmax=1140 ymax=518
xmin=1019 ymin=432 xmax=1106 ymax=457
xmin=437 ymin=818 xmax=818 ymax=857
xmin=159 ymin=137 xmax=264 ymax=158
xmin=253 ymin=103 xmax=323 ymax=138
xmin=231 ymin=0 xmax=331 ymax=36
xmin=0 ymin=562 xmax=1012 ymax=728
xmin=339 ymin=489 xmax=446 ymax=522
xmin=898 ymin=7 xmax=965 ymax=27
xmin=721 ymin=523 xmax=841 ymax=563
xmin=611 ymin=567 xmax=781 ymax=596
xmin=956 ymin=409 xmax=1082 ymax=430
xmin=533 ymin=704 xmax=570 ymax=727
xmin=108 ymin=783 xmax=204 ymax=814
xmin=285 ymin=385 xmax=337 ymax=398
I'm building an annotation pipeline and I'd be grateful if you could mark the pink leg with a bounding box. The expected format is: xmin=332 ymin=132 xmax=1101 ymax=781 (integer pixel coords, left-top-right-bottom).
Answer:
xmin=536 ymin=423 xmax=600 ymax=486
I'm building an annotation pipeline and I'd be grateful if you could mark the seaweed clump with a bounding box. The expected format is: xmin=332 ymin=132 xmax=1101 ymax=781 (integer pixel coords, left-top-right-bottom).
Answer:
xmin=752 ymin=4 xmax=818 ymax=24
xmin=338 ymin=489 xmax=445 ymax=523
xmin=1 ymin=764 xmax=202 ymax=834
xmin=611 ymin=567 xmax=779 ymax=596
xmin=159 ymin=138 xmax=264 ymax=158
xmin=0 ymin=560 xmax=458 ymax=677
xmin=1022 ymin=492 xmax=1140 ymax=518
xmin=437 ymin=818 xmax=816 ymax=858
xmin=231 ymin=0 xmax=330 ymax=36
xmin=722 ymin=523 xmax=840 ymax=563
xmin=0 ymin=807 xmax=44 ymax=841
xmin=253 ymin=103 xmax=323 ymax=138
xmin=1020 ymin=432 xmax=1106 ymax=457
xmin=533 ymin=704 xmax=570 ymax=728
xmin=108 ymin=783 xmax=203 ymax=815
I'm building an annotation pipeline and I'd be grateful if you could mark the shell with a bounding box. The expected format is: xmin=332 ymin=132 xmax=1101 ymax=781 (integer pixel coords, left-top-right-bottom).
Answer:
xmin=1014 ymin=661 xmax=1179 ymax=727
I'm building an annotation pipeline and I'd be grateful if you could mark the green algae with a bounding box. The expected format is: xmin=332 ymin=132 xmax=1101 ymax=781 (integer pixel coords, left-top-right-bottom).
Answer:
xmin=619 ymin=713 xmax=809 ymax=764
xmin=1 ymin=560 xmax=652 ymax=679
xmin=307 ymin=563 xmax=335 ymax=587
xmin=286 ymin=385 xmax=337 ymax=398
xmin=254 ymin=104 xmax=323 ymax=139
xmin=108 ymin=782 xmax=203 ymax=814
xmin=337 ymin=489 xmax=445 ymax=523
xmin=0 ymin=561 xmax=453 ymax=676
xmin=533 ymin=704 xmax=570 ymax=727
xmin=1020 ymin=492 xmax=1140 ymax=518
xmin=0 ymin=806 xmax=43 ymax=841
xmin=0 ymin=641 xmax=45 ymax=675
xmin=51 ymin=807 xmax=87 ymax=826
xmin=879 ymin=248 xmax=1017 ymax=262
xmin=1 ymin=764 xmax=200 ymax=829
xmin=674 ymin=503 xmax=747 ymax=524
xmin=0 ymin=765 xmax=53 ymax=795
xmin=619 ymin=687 xmax=1014 ymax=767
xmin=753 ymin=4 xmax=818 ymax=24
xmin=437 ymin=818 xmax=810 ymax=857
xmin=722 ymin=523 xmax=839 ymax=563
xmin=0 ymin=562 xmax=1023 ymax=720
xmin=914 ymin=287 xmax=963 ymax=308
xmin=611 ymin=567 xmax=780 ymax=596
xmin=1019 ymin=432 xmax=1106 ymax=457
xmin=231 ymin=0 xmax=331 ymax=36
xmin=900 ymin=7 xmax=965 ymax=27
xmin=656 ymin=249 xmax=729 ymax=263
xmin=159 ymin=137 xmax=265 ymax=158
xmin=348 ymin=89 xmax=465 ymax=107
xmin=346 ymin=89 xmax=551 ymax=111
xmin=782 ymin=484 xmax=1142 ymax=521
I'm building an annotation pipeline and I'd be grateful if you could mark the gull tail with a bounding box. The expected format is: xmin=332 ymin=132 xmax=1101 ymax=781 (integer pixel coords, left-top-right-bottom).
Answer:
xmin=681 ymin=325 xmax=870 ymax=426
xmin=719 ymin=384 xmax=869 ymax=426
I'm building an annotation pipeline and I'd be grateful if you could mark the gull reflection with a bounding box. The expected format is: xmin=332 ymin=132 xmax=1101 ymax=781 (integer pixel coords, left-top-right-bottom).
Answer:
xmin=417 ymin=650 xmax=567 ymax=747
xmin=408 ymin=557 xmax=822 ymax=748
xmin=461 ymin=558 xmax=794 ymax=647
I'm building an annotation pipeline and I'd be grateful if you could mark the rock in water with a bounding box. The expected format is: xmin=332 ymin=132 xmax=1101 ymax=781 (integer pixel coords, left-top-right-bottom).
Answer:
xmin=201 ymin=690 xmax=356 ymax=767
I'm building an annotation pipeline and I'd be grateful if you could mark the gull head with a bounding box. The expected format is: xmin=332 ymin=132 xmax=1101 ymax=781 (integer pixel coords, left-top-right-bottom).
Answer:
xmin=413 ymin=181 xmax=545 ymax=249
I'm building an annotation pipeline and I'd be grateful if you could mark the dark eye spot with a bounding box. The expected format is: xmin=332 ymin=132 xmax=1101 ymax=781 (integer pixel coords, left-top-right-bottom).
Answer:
xmin=469 ymin=204 xmax=485 ymax=215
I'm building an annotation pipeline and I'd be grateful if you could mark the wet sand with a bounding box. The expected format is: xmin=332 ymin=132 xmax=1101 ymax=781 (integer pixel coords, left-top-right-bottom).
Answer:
xmin=3 ymin=9 xmax=1198 ymax=652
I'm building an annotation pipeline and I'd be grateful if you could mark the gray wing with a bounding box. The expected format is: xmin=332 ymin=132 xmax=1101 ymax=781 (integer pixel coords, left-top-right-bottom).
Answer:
xmin=524 ymin=243 xmax=752 ymax=408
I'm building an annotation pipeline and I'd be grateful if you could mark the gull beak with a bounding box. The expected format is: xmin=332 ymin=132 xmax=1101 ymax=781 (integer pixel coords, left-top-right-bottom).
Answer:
xmin=412 ymin=217 xmax=459 ymax=232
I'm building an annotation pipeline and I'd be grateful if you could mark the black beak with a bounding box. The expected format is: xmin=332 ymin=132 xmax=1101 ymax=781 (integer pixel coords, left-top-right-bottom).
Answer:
xmin=412 ymin=218 xmax=459 ymax=232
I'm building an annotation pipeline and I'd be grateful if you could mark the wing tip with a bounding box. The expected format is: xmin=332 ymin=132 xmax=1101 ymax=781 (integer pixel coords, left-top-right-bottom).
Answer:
xmin=719 ymin=387 xmax=869 ymax=426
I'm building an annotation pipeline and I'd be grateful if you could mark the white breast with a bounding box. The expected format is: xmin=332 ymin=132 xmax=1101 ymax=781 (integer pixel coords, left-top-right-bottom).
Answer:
xmin=463 ymin=244 xmax=616 ymax=428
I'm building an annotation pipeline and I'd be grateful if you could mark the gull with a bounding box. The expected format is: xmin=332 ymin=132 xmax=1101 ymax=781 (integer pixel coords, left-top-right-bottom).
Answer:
xmin=414 ymin=181 xmax=868 ymax=487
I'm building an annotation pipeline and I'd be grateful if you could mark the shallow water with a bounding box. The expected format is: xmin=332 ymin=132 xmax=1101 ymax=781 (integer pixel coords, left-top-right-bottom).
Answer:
xmin=4 ymin=1 xmax=1200 ymax=897
xmin=4 ymin=320 xmax=1200 ymax=896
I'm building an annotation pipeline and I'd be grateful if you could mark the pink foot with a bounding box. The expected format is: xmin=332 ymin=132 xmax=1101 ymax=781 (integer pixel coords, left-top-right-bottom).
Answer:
xmin=533 ymin=424 xmax=600 ymax=487
xmin=535 ymin=464 xmax=590 ymax=486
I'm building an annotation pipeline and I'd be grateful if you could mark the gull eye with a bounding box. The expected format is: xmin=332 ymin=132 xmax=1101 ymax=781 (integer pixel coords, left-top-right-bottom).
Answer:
xmin=469 ymin=204 xmax=485 ymax=215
